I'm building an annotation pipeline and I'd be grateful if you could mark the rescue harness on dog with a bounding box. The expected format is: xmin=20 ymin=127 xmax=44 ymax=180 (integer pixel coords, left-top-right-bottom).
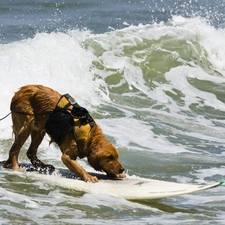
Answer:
xmin=45 ymin=94 xmax=95 ymax=145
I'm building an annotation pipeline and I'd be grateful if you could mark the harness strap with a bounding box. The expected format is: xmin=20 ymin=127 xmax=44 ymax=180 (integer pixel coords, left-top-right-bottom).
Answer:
xmin=57 ymin=94 xmax=95 ymax=128
xmin=57 ymin=94 xmax=75 ymax=109
xmin=45 ymin=94 xmax=95 ymax=145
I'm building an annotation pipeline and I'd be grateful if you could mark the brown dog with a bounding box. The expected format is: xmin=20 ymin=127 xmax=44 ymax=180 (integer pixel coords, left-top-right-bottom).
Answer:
xmin=3 ymin=85 xmax=125 ymax=182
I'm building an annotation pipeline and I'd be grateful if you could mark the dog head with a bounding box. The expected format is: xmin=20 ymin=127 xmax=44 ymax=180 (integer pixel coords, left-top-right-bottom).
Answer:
xmin=88 ymin=141 xmax=125 ymax=178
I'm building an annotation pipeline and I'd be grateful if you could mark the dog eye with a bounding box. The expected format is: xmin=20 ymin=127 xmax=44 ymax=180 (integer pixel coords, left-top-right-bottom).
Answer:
xmin=107 ymin=155 xmax=114 ymax=160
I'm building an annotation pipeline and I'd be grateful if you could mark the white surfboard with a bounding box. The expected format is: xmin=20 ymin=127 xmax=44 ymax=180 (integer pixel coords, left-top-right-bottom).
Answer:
xmin=18 ymin=164 xmax=224 ymax=200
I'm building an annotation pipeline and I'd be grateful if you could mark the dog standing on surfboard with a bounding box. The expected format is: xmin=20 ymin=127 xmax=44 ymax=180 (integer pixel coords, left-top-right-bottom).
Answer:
xmin=3 ymin=85 xmax=125 ymax=182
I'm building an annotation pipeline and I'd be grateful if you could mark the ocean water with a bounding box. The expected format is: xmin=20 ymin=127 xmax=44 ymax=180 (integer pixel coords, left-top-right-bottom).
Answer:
xmin=1 ymin=0 xmax=225 ymax=224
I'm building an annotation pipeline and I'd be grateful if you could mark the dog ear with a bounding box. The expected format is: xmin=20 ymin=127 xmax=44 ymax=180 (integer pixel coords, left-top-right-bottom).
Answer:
xmin=88 ymin=150 xmax=102 ymax=171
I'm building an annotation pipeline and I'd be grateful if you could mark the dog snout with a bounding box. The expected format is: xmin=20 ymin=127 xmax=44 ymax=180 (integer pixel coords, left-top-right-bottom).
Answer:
xmin=119 ymin=167 xmax=124 ymax=174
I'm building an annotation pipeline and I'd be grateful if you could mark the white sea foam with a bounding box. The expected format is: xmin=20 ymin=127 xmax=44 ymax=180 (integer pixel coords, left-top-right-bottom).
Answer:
xmin=163 ymin=66 xmax=225 ymax=114
xmin=99 ymin=118 xmax=188 ymax=153
xmin=1 ymin=16 xmax=225 ymax=153
xmin=1 ymin=11 xmax=225 ymax=225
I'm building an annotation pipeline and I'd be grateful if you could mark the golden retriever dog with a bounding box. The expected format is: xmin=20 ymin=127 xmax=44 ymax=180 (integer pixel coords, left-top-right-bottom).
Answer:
xmin=3 ymin=85 xmax=125 ymax=182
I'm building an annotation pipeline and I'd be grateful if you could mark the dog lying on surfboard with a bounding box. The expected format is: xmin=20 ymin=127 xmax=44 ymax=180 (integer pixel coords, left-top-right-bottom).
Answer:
xmin=3 ymin=85 xmax=125 ymax=182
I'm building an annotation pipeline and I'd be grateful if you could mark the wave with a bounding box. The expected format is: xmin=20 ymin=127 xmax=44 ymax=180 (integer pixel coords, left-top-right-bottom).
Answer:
xmin=1 ymin=14 xmax=225 ymax=225
xmin=83 ymin=16 xmax=225 ymax=115
xmin=1 ymin=16 xmax=225 ymax=147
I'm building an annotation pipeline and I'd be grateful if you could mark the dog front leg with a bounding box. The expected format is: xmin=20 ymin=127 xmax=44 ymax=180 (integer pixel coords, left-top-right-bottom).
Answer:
xmin=61 ymin=153 xmax=98 ymax=183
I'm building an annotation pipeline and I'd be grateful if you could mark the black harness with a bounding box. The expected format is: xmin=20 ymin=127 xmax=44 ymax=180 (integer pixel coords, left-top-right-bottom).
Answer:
xmin=45 ymin=94 xmax=95 ymax=145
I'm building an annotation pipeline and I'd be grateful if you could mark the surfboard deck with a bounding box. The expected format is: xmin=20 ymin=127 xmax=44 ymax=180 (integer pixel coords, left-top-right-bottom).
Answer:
xmin=1 ymin=162 xmax=224 ymax=200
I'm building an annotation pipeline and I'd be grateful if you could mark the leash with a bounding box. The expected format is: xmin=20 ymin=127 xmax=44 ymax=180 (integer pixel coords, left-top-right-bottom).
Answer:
xmin=0 ymin=112 xmax=11 ymax=121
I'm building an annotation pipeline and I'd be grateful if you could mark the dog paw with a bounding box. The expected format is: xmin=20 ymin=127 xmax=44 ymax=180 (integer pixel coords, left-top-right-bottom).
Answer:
xmin=19 ymin=167 xmax=26 ymax=173
xmin=3 ymin=160 xmax=20 ymax=171
xmin=44 ymin=164 xmax=55 ymax=171
xmin=2 ymin=160 xmax=12 ymax=169
xmin=37 ymin=164 xmax=55 ymax=173
xmin=84 ymin=174 xmax=99 ymax=183
xmin=117 ymin=173 xmax=126 ymax=178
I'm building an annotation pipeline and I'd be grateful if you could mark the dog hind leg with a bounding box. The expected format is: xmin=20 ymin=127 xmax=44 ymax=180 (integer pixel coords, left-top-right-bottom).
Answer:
xmin=26 ymin=130 xmax=55 ymax=171
xmin=3 ymin=125 xmax=31 ymax=170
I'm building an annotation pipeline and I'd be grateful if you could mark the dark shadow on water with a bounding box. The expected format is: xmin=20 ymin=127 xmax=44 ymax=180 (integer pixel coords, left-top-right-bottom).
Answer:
xmin=132 ymin=199 xmax=200 ymax=214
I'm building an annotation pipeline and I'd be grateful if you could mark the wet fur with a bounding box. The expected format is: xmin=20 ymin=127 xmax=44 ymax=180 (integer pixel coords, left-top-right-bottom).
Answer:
xmin=3 ymin=85 xmax=125 ymax=182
